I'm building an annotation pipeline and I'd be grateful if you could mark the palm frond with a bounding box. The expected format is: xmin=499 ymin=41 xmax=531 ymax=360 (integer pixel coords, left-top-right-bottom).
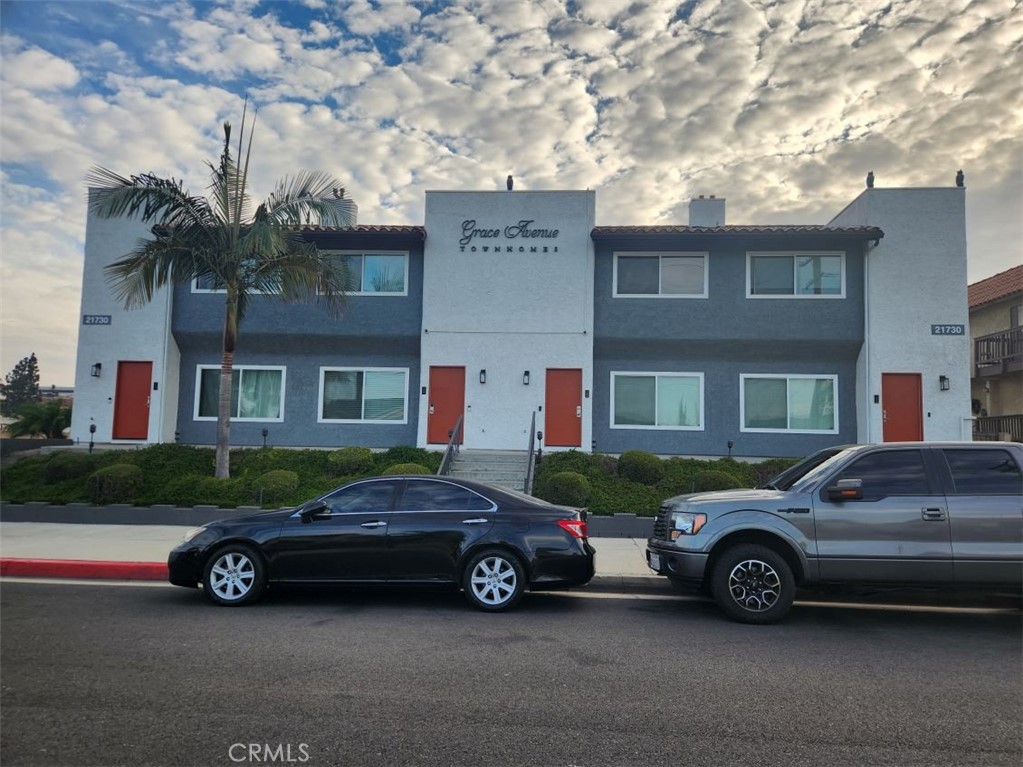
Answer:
xmin=86 ymin=166 xmax=215 ymax=230
xmin=260 ymin=171 xmax=351 ymax=227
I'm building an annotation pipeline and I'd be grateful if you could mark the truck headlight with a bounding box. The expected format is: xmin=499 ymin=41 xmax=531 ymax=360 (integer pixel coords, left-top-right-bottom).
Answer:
xmin=669 ymin=512 xmax=707 ymax=539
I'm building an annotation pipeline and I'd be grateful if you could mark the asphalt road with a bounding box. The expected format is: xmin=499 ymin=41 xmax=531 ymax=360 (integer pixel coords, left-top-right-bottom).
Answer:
xmin=1 ymin=580 xmax=1020 ymax=767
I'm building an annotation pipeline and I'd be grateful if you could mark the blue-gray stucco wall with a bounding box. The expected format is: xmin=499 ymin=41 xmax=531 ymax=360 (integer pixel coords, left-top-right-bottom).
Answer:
xmin=171 ymin=232 xmax=424 ymax=448
xmin=591 ymin=234 xmax=867 ymax=457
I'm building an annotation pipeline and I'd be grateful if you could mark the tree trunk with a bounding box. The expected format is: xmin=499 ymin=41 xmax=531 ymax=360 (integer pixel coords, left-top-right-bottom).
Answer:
xmin=215 ymin=289 xmax=239 ymax=479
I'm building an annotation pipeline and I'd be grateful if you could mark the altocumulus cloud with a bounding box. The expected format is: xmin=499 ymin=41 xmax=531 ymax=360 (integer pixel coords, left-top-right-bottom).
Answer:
xmin=0 ymin=0 xmax=1020 ymax=384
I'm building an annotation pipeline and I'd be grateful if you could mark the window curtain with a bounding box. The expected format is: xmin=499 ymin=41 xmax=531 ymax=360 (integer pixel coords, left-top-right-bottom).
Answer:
xmin=322 ymin=371 xmax=362 ymax=420
xmin=789 ymin=378 xmax=835 ymax=430
xmin=238 ymin=370 xmax=281 ymax=419
xmin=657 ymin=376 xmax=701 ymax=427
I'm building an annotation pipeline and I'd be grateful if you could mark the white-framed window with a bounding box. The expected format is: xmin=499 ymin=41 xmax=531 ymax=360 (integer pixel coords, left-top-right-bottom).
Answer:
xmin=740 ymin=374 xmax=838 ymax=433
xmin=190 ymin=276 xmax=277 ymax=295
xmin=323 ymin=251 xmax=409 ymax=296
xmin=318 ymin=368 xmax=409 ymax=423
xmin=746 ymin=252 xmax=845 ymax=298
xmin=613 ymin=252 xmax=708 ymax=298
xmin=194 ymin=365 xmax=286 ymax=422
xmin=610 ymin=372 xmax=704 ymax=430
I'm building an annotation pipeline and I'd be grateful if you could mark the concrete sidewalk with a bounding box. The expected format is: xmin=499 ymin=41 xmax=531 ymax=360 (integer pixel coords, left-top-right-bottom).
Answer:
xmin=0 ymin=522 xmax=662 ymax=590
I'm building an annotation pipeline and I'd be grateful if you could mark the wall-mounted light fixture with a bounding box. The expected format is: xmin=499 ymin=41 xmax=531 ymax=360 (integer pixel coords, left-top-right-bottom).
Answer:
xmin=261 ymin=427 xmax=269 ymax=448
xmin=90 ymin=363 xmax=102 ymax=378
xmin=523 ymin=370 xmax=530 ymax=386
xmin=939 ymin=375 xmax=950 ymax=391
xmin=479 ymin=369 xmax=487 ymax=385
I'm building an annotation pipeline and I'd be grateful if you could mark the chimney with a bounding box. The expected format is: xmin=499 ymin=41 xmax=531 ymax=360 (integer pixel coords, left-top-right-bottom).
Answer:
xmin=689 ymin=195 xmax=725 ymax=227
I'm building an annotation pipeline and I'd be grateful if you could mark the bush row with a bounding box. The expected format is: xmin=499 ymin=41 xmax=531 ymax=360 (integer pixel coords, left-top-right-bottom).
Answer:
xmin=0 ymin=444 xmax=442 ymax=508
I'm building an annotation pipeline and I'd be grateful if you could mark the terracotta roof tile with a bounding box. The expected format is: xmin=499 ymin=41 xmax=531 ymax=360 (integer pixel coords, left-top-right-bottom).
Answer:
xmin=296 ymin=224 xmax=426 ymax=236
xmin=968 ymin=265 xmax=1023 ymax=308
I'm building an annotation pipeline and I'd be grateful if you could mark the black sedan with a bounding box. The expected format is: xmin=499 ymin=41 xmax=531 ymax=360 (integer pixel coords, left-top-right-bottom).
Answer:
xmin=168 ymin=475 xmax=595 ymax=611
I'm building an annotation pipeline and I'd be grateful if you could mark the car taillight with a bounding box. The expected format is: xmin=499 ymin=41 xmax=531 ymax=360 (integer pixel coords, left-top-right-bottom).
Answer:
xmin=557 ymin=518 xmax=588 ymax=539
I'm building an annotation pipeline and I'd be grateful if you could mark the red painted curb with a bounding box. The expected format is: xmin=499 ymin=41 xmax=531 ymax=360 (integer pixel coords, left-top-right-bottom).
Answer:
xmin=0 ymin=558 xmax=168 ymax=581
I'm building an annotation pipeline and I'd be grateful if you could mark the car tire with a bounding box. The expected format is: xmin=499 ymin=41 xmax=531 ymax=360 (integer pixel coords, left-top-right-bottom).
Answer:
xmin=710 ymin=544 xmax=795 ymax=624
xmin=462 ymin=549 xmax=526 ymax=612
xmin=202 ymin=544 xmax=267 ymax=607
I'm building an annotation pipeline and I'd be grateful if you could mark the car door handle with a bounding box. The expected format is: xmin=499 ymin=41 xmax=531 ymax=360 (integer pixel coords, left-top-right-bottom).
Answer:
xmin=360 ymin=521 xmax=388 ymax=528
xmin=921 ymin=508 xmax=947 ymax=521
xmin=462 ymin=518 xmax=489 ymax=525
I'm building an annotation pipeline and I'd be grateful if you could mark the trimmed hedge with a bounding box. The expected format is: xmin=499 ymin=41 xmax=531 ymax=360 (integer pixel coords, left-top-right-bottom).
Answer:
xmin=543 ymin=471 xmax=591 ymax=507
xmin=618 ymin=450 xmax=664 ymax=485
xmin=692 ymin=470 xmax=743 ymax=492
xmin=381 ymin=463 xmax=431 ymax=475
xmin=255 ymin=469 xmax=300 ymax=503
xmin=44 ymin=452 xmax=102 ymax=483
xmin=328 ymin=447 xmax=374 ymax=476
xmin=87 ymin=464 xmax=144 ymax=504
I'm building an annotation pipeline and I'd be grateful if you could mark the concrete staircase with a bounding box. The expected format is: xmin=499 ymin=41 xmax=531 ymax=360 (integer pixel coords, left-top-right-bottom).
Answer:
xmin=448 ymin=450 xmax=531 ymax=491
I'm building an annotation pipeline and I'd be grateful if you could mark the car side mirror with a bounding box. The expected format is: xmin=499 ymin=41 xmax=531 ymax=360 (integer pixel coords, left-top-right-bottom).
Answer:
xmin=299 ymin=501 xmax=329 ymax=523
xmin=827 ymin=478 xmax=863 ymax=502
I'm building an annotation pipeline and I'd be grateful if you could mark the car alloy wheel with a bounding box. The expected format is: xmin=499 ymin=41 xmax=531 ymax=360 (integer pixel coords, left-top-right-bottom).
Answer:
xmin=463 ymin=550 xmax=525 ymax=611
xmin=710 ymin=543 xmax=795 ymax=624
xmin=202 ymin=544 xmax=267 ymax=606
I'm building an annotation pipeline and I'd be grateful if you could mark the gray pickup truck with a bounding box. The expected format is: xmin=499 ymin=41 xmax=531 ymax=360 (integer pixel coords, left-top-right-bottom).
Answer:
xmin=646 ymin=441 xmax=1023 ymax=623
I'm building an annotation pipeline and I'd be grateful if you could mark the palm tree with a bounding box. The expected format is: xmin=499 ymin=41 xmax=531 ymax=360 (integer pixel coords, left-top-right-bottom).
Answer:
xmin=6 ymin=400 xmax=72 ymax=438
xmin=86 ymin=104 xmax=353 ymax=478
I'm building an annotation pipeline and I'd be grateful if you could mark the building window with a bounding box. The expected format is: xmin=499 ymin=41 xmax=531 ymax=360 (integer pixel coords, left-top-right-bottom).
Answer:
xmin=611 ymin=372 xmax=704 ymax=430
xmin=747 ymin=253 xmax=844 ymax=298
xmin=319 ymin=368 xmax=408 ymax=423
xmin=324 ymin=252 xmax=408 ymax=295
xmin=740 ymin=374 xmax=837 ymax=433
xmin=613 ymin=253 xmax=707 ymax=297
xmin=195 ymin=366 xmax=285 ymax=421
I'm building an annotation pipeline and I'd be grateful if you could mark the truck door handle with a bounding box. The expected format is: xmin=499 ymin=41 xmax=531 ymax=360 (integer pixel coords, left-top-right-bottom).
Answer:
xmin=462 ymin=518 xmax=489 ymax=525
xmin=360 ymin=521 xmax=388 ymax=529
xmin=921 ymin=508 xmax=946 ymax=521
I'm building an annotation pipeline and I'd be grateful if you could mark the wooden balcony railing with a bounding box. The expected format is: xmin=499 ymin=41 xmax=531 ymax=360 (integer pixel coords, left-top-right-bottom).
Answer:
xmin=974 ymin=327 xmax=1023 ymax=376
xmin=973 ymin=414 xmax=1023 ymax=442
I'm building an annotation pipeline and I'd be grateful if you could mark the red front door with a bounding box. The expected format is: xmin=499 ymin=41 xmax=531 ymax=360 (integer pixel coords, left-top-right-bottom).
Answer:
xmin=112 ymin=361 xmax=152 ymax=440
xmin=545 ymin=368 xmax=582 ymax=447
xmin=427 ymin=366 xmax=465 ymax=444
xmin=882 ymin=373 xmax=923 ymax=441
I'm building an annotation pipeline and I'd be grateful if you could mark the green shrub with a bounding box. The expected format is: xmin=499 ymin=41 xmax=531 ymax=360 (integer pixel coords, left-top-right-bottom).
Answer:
xmin=87 ymin=464 xmax=144 ymax=504
xmin=536 ymin=450 xmax=617 ymax=479
xmin=541 ymin=471 xmax=591 ymax=507
xmin=255 ymin=470 xmax=300 ymax=503
xmin=44 ymin=452 xmax=101 ymax=483
xmin=586 ymin=479 xmax=662 ymax=516
xmin=692 ymin=470 xmax=742 ymax=492
xmin=618 ymin=450 xmax=664 ymax=484
xmin=381 ymin=462 xmax=431 ymax=475
xmin=230 ymin=448 xmax=330 ymax=482
xmin=373 ymin=446 xmax=441 ymax=474
xmin=328 ymin=447 xmax=374 ymax=476
xmin=160 ymin=474 xmax=250 ymax=508
xmin=748 ymin=457 xmax=800 ymax=487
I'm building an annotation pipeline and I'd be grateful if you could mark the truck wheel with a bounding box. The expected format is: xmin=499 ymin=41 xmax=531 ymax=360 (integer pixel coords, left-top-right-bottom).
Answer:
xmin=710 ymin=544 xmax=795 ymax=624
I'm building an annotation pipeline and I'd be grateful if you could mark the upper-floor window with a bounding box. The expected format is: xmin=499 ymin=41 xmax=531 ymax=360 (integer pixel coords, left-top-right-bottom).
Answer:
xmin=318 ymin=368 xmax=408 ymax=423
xmin=325 ymin=252 xmax=408 ymax=295
xmin=747 ymin=252 xmax=845 ymax=298
xmin=194 ymin=365 xmax=285 ymax=422
xmin=611 ymin=372 xmax=704 ymax=430
xmin=613 ymin=252 xmax=708 ymax=298
xmin=741 ymin=374 xmax=837 ymax=433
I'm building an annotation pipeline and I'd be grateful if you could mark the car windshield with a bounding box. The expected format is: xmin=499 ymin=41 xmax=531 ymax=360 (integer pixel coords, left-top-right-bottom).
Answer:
xmin=789 ymin=448 xmax=858 ymax=492
xmin=760 ymin=446 xmax=852 ymax=490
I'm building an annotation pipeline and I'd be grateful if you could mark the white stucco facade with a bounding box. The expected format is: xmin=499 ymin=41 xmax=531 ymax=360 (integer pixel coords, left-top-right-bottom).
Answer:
xmin=70 ymin=205 xmax=179 ymax=445
xmin=830 ymin=188 xmax=972 ymax=442
xmin=418 ymin=191 xmax=596 ymax=450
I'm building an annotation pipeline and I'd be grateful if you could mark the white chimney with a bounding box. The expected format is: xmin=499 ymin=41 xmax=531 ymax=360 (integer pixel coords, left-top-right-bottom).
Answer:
xmin=689 ymin=195 xmax=725 ymax=227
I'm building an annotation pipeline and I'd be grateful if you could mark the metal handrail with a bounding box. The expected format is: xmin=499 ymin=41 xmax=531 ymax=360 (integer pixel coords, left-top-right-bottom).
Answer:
xmin=436 ymin=415 xmax=464 ymax=476
xmin=524 ymin=411 xmax=537 ymax=494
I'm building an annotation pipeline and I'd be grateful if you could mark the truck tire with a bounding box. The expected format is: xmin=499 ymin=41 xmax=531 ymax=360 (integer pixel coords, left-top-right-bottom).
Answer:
xmin=710 ymin=543 xmax=795 ymax=624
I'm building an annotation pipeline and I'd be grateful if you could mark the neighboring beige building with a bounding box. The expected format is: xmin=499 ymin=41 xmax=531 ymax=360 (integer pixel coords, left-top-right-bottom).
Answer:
xmin=969 ymin=265 xmax=1022 ymax=440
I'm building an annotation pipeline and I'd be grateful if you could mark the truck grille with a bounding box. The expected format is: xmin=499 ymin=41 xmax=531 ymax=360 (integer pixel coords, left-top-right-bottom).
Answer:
xmin=652 ymin=505 xmax=670 ymax=540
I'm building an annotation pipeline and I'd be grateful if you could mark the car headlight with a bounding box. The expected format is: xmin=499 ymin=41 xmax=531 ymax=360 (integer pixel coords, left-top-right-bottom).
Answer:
xmin=669 ymin=512 xmax=707 ymax=540
xmin=181 ymin=526 xmax=207 ymax=543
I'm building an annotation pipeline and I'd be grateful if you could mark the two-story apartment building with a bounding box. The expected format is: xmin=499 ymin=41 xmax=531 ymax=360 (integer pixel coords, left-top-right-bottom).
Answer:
xmin=969 ymin=265 xmax=1023 ymax=441
xmin=71 ymin=183 xmax=973 ymax=458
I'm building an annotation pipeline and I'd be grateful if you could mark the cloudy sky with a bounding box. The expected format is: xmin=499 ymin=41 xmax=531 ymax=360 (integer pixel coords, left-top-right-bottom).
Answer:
xmin=1 ymin=0 xmax=1021 ymax=386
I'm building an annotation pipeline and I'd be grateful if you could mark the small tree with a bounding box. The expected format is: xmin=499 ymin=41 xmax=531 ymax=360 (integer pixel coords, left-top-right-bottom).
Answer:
xmin=1 ymin=353 xmax=40 ymax=417
xmin=6 ymin=400 xmax=72 ymax=438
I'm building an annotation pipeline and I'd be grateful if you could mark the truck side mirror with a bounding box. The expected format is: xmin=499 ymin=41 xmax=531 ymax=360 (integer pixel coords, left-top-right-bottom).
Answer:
xmin=827 ymin=478 xmax=863 ymax=502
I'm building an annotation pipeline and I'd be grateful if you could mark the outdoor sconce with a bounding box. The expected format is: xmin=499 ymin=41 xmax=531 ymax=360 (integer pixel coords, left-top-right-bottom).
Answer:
xmin=90 ymin=363 xmax=102 ymax=378
xmin=939 ymin=375 xmax=950 ymax=391
xmin=479 ymin=369 xmax=487 ymax=385
xmin=523 ymin=370 xmax=530 ymax=386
